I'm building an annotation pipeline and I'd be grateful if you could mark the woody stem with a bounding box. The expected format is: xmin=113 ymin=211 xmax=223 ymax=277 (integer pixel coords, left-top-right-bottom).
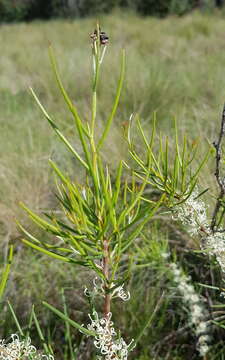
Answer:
xmin=103 ymin=239 xmax=111 ymax=318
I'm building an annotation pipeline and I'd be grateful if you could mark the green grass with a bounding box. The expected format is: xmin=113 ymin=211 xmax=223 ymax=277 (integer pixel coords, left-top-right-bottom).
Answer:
xmin=1 ymin=10 xmax=225 ymax=359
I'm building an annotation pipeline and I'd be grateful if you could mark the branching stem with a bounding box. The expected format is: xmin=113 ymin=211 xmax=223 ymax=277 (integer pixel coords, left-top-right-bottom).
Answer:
xmin=211 ymin=104 xmax=225 ymax=232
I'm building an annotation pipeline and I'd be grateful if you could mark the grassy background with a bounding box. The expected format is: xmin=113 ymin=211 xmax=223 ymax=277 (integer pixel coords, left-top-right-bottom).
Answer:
xmin=0 ymin=10 xmax=225 ymax=359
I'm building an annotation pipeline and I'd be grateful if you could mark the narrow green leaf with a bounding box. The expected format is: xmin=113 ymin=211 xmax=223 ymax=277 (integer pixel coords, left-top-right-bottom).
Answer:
xmin=98 ymin=159 xmax=117 ymax=229
xmin=163 ymin=136 xmax=168 ymax=180
xmin=121 ymin=194 xmax=165 ymax=252
xmin=49 ymin=160 xmax=70 ymax=184
xmin=194 ymin=188 xmax=209 ymax=200
xmin=174 ymin=118 xmax=182 ymax=166
xmin=22 ymin=239 xmax=78 ymax=264
xmin=48 ymin=47 xmax=97 ymax=188
xmin=17 ymin=221 xmax=41 ymax=244
xmin=172 ymin=154 xmax=180 ymax=193
xmin=181 ymin=135 xmax=187 ymax=192
xmin=97 ymin=50 xmax=125 ymax=150
xmin=190 ymin=149 xmax=211 ymax=183
xmin=48 ymin=46 xmax=89 ymax=138
xmin=30 ymin=87 xmax=88 ymax=170
xmin=137 ymin=117 xmax=149 ymax=150
xmin=149 ymin=112 xmax=156 ymax=148
xmin=20 ymin=202 xmax=60 ymax=234
xmin=112 ymin=161 xmax=123 ymax=205
xmin=118 ymin=168 xmax=151 ymax=227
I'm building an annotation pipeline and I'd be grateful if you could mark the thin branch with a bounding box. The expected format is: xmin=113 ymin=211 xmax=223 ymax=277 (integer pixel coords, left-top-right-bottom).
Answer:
xmin=211 ymin=104 xmax=225 ymax=232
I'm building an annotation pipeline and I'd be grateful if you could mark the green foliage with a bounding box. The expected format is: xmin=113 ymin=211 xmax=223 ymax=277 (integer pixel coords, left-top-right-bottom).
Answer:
xmin=0 ymin=0 xmax=221 ymax=23
xmin=125 ymin=0 xmax=172 ymax=17
xmin=169 ymin=0 xmax=194 ymax=15
xmin=123 ymin=0 xmax=213 ymax=16
xmin=0 ymin=0 xmax=120 ymax=22
xmin=50 ymin=0 xmax=119 ymax=18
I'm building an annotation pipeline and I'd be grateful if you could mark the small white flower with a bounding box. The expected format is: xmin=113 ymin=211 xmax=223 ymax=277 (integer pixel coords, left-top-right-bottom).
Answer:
xmin=192 ymin=304 xmax=203 ymax=318
xmin=111 ymin=284 xmax=130 ymax=301
xmin=198 ymin=344 xmax=209 ymax=357
xmin=196 ymin=322 xmax=208 ymax=335
xmin=87 ymin=278 xmax=130 ymax=302
xmin=189 ymin=294 xmax=200 ymax=303
xmin=161 ymin=252 xmax=170 ymax=259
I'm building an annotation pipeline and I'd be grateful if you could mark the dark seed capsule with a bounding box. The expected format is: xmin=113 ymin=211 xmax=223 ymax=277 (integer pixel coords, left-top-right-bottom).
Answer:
xmin=100 ymin=31 xmax=109 ymax=45
xmin=90 ymin=28 xmax=109 ymax=45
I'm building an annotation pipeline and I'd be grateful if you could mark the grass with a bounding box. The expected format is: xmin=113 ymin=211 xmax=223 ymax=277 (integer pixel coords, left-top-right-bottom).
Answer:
xmin=0 ymin=9 xmax=225 ymax=359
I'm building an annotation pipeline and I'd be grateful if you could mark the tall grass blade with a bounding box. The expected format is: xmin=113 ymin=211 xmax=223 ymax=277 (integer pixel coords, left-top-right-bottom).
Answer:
xmin=8 ymin=301 xmax=24 ymax=336
xmin=43 ymin=301 xmax=96 ymax=336
xmin=32 ymin=308 xmax=52 ymax=354
xmin=0 ymin=245 xmax=13 ymax=299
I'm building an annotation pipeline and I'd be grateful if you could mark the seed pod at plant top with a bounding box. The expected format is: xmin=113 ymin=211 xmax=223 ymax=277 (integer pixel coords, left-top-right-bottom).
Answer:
xmin=90 ymin=28 xmax=109 ymax=45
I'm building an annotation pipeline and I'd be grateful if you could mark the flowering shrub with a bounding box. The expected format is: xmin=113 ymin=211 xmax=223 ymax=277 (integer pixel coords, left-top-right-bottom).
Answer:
xmin=17 ymin=24 xmax=225 ymax=359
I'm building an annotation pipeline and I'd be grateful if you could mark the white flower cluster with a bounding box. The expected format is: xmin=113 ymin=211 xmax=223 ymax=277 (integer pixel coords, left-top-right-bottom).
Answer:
xmin=172 ymin=189 xmax=225 ymax=272
xmin=85 ymin=278 xmax=130 ymax=301
xmin=0 ymin=334 xmax=54 ymax=360
xmin=170 ymin=263 xmax=210 ymax=357
xmin=172 ymin=190 xmax=208 ymax=236
xmin=87 ymin=311 xmax=134 ymax=360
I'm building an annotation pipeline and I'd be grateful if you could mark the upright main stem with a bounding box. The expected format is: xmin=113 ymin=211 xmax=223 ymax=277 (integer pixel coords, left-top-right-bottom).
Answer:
xmin=103 ymin=239 xmax=111 ymax=318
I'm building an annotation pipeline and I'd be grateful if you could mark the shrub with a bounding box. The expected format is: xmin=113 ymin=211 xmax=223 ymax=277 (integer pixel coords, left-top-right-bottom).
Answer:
xmin=122 ymin=0 xmax=200 ymax=17
xmin=26 ymin=0 xmax=120 ymax=19
xmin=0 ymin=0 xmax=31 ymax=22
xmin=0 ymin=0 xmax=222 ymax=22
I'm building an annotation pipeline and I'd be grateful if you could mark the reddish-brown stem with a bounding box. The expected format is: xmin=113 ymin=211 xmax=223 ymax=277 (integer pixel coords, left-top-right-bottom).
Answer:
xmin=103 ymin=239 xmax=111 ymax=318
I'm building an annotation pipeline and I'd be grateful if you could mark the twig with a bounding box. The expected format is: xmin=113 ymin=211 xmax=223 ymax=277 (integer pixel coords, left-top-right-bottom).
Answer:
xmin=211 ymin=104 xmax=225 ymax=232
